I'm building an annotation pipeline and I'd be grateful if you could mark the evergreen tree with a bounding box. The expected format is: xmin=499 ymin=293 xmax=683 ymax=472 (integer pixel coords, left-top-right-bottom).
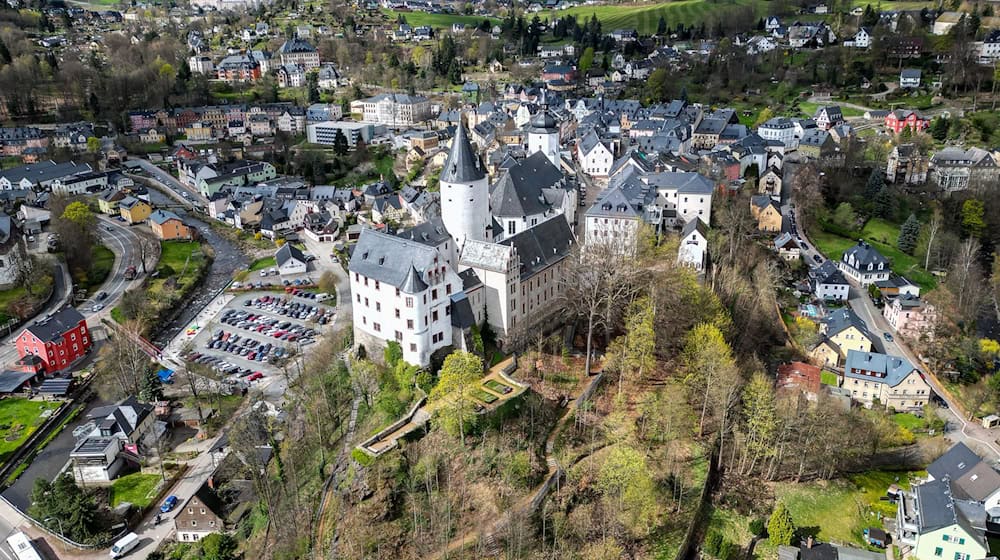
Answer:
xmin=657 ymin=15 xmax=667 ymax=35
xmin=865 ymin=168 xmax=885 ymax=198
xmin=897 ymin=213 xmax=921 ymax=254
xmin=332 ymin=129 xmax=349 ymax=156
xmin=139 ymin=369 xmax=164 ymax=402
xmin=0 ymin=38 xmax=9 ymax=64
xmin=768 ymin=501 xmax=797 ymax=546
xmin=931 ymin=116 xmax=949 ymax=140
xmin=873 ymin=186 xmax=895 ymax=219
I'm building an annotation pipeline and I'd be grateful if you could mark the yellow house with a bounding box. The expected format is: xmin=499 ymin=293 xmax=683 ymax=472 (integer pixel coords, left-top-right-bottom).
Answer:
xmin=97 ymin=189 xmax=126 ymax=215
xmin=119 ymin=196 xmax=152 ymax=225
xmin=811 ymin=308 xmax=875 ymax=367
xmin=750 ymin=195 xmax=783 ymax=232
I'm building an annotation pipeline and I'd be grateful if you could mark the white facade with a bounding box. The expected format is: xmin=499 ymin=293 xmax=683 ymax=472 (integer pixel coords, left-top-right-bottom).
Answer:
xmin=528 ymin=123 xmax=560 ymax=169
xmin=816 ymin=279 xmax=849 ymax=301
xmin=578 ymin=137 xmax=614 ymax=177
xmin=758 ymin=118 xmax=798 ymax=149
xmin=677 ymin=221 xmax=707 ymax=271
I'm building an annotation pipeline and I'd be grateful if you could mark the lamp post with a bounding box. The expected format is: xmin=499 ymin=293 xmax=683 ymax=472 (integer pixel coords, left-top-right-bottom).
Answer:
xmin=44 ymin=516 xmax=65 ymax=539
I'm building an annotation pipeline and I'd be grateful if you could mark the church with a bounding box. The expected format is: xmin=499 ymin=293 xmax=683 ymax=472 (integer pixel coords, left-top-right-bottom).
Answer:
xmin=348 ymin=112 xmax=578 ymax=367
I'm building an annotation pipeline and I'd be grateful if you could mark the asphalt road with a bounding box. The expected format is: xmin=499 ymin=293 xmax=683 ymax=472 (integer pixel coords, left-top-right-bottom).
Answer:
xmin=131 ymin=160 xmax=206 ymax=206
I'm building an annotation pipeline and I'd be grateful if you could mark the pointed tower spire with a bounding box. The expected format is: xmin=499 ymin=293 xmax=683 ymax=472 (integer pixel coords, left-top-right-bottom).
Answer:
xmin=441 ymin=117 xmax=485 ymax=184
xmin=400 ymin=264 xmax=428 ymax=294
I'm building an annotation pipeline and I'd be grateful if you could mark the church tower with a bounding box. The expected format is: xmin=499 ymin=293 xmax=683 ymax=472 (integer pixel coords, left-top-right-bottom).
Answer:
xmin=440 ymin=119 xmax=490 ymax=249
xmin=527 ymin=110 xmax=560 ymax=169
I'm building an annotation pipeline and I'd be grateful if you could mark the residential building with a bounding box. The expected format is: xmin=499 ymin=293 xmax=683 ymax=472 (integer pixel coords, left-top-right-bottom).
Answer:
xmin=119 ymin=196 xmax=152 ymax=225
xmin=813 ymin=260 xmax=850 ymax=301
xmin=851 ymin=27 xmax=871 ymax=48
xmin=843 ymin=349 xmax=929 ymax=409
xmin=884 ymin=294 xmax=937 ymax=340
xmin=70 ymin=437 xmax=133 ymax=483
xmin=813 ymin=106 xmax=844 ymax=130
xmin=900 ymin=68 xmax=922 ymax=88
xmin=874 ymin=274 xmax=920 ymax=298
xmin=97 ymin=189 xmax=126 ymax=215
xmin=932 ymin=11 xmax=963 ymax=35
xmin=896 ymin=478 xmax=991 ymax=560
xmin=886 ymin=144 xmax=929 ymax=184
xmin=175 ymin=483 xmax=225 ymax=542
xmin=750 ymin=195 xmax=783 ymax=232
xmin=276 ymin=64 xmax=305 ymax=88
xmin=307 ymin=121 xmax=382 ymax=147
xmin=758 ymin=167 xmax=782 ymax=198
xmin=489 ymin=151 xmax=576 ymax=242
xmin=277 ymin=38 xmax=320 ymax=69
xmin=0 ymin=213 xmax=23 ymax=288
xmin=885 ymin=109 xmax=929 ymax=134
xmin=978 ymin=30 xmax=1000 ymax=63
xmin=0 ymin=160 xmax=91 ymax=190
xmin=677 ymin=217 xmax=708 ymax=271
xmin=578 ymin=130 xmax=614 ymax=177
xmin=757 ymin=117 xmax=798 ymax=149
xmin=810 ymin=307 xmax=876 ymax=367
xmin=15 ymin=307 xmax=90 ymax=374
xmin=930 ymin=147 xmax=999 ymax=192
xmin=149 ymin=210 xmax=192 ymax=240
xmin=776 ymin=361 xmax=822 ymax=402
xmin=188 ymin=56 xmax=214 ymax=75
xmin=215 ymin=54 xmax=262 ymax=82
xmin=774 ymin=232 xmax=801 ymax=260
xmin=838 ymin=241 xmax=890 ymax=286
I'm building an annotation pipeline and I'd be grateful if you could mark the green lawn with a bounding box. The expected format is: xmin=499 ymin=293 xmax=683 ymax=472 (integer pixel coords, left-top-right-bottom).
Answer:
xmin=382 ymin=9 xmax=498 ymax=29
xmin=0 ymin=399 xmax=61 ymax=464
xmin=809 ymin=219 xmax=937 ymax=291
xmin=799 ymin=102 xmax=866 ymax=119
xmin=85 ymin=245 xmax=115 ymax=294
xmin=0 ymin=268 xmax=53 ymax=321
xmin=109 ymin=472 xmax=162 ymax=508
xmin=249 ymin=256 xmax=276 ymax=272
xmin=153 ymin=241 xmax=206 ymax=292
xmin=539 ymin=0 xmax=766 ymax=35
xmin=707 ymin=506 xmax=775 ymax=560
xmin=776 ymin=470 xmax=922 ymax=546
xmin=892 ymin=412 xmax=924 ymax=431
xmin=821 ymin=371 xmax=839 ymax=386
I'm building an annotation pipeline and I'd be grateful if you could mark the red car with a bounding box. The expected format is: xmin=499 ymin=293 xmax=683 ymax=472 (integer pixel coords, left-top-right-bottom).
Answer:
xmin=247 ymin=372 xmax=263 ymax=381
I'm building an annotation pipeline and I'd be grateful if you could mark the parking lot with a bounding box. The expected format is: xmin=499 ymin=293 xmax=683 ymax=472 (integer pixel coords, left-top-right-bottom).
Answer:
xmin=180 ymin=290 xmax=336 ymax=384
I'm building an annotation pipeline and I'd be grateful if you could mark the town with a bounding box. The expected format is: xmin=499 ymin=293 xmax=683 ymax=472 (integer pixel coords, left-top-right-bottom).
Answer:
xmin=0 ymin=0 xmax=999 ymax=558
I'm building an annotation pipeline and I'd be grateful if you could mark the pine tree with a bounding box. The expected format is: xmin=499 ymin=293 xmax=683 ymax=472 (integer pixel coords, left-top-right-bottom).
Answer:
xmin=139 ymin=369 xmax=164 ymax=402
xmin=332 ymin=129 xmax=349 ymax=156
xmin=873 ymin=186 xmax=895 ymax=219
xmin=897 ymin=214 xmax=921 ymax=254
xmin=931 ymin=116 xmax=949 ymax=141
xmin=657 ymin=16 xmax=667 ymax=35
xmin=768 ymin=501 xmax=797 ymax=546
xmin=0 ymin=38 xmax=10 ymax=65
xmin=865 ymin=168 xmax=885 ymax=198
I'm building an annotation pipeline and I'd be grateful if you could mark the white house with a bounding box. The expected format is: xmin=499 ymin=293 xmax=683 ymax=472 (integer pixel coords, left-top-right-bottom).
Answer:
xmin=900 ymin=68 xmax=922 ymax=88
xmin=677 ymin=218 xmax=708 ymax=271
xmin=773 ymin=232 xmax=801 ymax=260
xmin=275 ymin=243 xmax=308 ymax=276
xmin=577 ymin=130 xmax=614 ymax=177
xmin=851 ymin=27 xmax=871 ymax=48
xmin=843 ymin=349 xmax=929 ymax=410
xmin=838 ymin=240 xmax=890 ymax=286
xmin=813 ymin=260 xmax=850 ymax=301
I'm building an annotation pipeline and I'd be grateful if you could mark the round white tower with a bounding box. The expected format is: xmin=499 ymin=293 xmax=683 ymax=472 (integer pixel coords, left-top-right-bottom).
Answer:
xmin=440 ymin=121 xmax=490 ymax=249
xmin=527 ymin=110 xmax=560 ymax=169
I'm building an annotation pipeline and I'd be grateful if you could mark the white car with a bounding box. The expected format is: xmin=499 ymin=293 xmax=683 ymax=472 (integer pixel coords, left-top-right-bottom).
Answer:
xmin=92 ymin=304 xmax=104 ymax=312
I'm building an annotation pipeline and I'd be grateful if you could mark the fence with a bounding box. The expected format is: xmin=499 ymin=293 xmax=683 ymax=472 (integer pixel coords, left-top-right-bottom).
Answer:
xmin=0 ymin=493 xmax=128 ymax=551
xmin=673 ymin=438 xmax=721 ymax=560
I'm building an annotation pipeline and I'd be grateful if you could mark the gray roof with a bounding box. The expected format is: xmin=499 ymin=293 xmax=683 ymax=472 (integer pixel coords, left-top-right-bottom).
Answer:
xmin=681 ymin=217 xmax=708 ymax=239
xmin=396 ymin=218 xmax=450 ymax=247
xmin=490 ymin=151 xmax=565 ymax=219
xmin=645 ymin=171 xmax=715 ymax=194
xmin=578 ymin=130 xmax=605 ymax=156
xmin=400 ymin=264 xmax=428 ymax=293
xmin=440 ymin=122 xmax=485 ymax=184
xmin=278 ymin=38 xmax=317 ymax=53
xmin=25 ymin=307 xmax=85 ymax=343
xmin=900 ymin=68 xmax=921 ymax=79
xmin=0 ymin=212 xmax=11 ymax=245
xmin=528 ymin=110 xmax=558 ymax=133
xmin=953 ymin=460 xmax=1000 ymax=501
xmin=844 ymin=350 xmax=917 ymax=387
xmin=0 ymin=160 xmax=91 ymax=186
xmin=774 ymin=232 xmax=799 ymax=250
xmin=499 ymin=216 xmax=575 ymax=280
xmin=914 ymin=479 xmax=959 ymax=531
xmin=350 ymin=228 xmax=439 ymax=293
xmin=449 ymin=292 xmax=475 ymax=328
xmin=275 ymin=243 xmax=306 ymax=267
xmin=928 ymin=442 xmax=983 ymax=482
xmin=815 ymin=260 xmax=848 ymax=286
xmin=822 ymin=308 xmax=872 ymax=340
xmin=842 ymin=241 xmax=889 ymax=270
xmin=149 ymin=209 xmax=182 ymax=225
xmin=0 ymin=371 xmax=34 ymax=393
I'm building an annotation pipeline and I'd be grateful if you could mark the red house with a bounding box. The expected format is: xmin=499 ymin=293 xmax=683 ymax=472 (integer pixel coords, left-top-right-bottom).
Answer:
xmin=15 ymin=308 xmax=91 ymax=374
xmin=884 ymin=109 xmax=929 ymax=135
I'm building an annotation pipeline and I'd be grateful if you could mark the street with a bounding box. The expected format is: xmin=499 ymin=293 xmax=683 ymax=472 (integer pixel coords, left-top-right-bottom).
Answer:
xmin=130 ymin=160 xmax=206 ymax=206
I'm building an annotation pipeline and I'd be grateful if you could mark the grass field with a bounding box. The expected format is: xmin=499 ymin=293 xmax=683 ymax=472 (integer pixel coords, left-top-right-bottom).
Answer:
xmin=809 ymin=218 xmax=937 ymax=291
xmin=892 ymin=412 xmax=924 ymax=431
xmin=249 ymin=256 xmax=276 ymax=272
xmin=540 ymin=0 xmax=763 ymax=35
xmin=799 ymin=101 xmax=866 ymax=119
xmin=707 ymin=506 xmax=776 ymax=560
xmin=150 ymin=241 xmax=207 ymax=297
xmin=85 ymin=245 xmax=115 ymax=294
xmin=382 ymin=9 xmax=498 ymax=29
xmin=821 ymin=371 xmax=839 ymax=386
xmin=0 ymin=400 xmax=61 ymax=464
xmin=776 ymin=470 xmax=921 ymax=546
xmin=109 ymin=472 xmax=162 ymax=508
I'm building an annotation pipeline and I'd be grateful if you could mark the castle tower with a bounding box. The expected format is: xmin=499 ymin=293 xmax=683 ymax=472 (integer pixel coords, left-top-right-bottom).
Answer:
xmin=527 ymin=110 xmax=560 ymax=169
xmin=440 ymin=119 xmax=490 ymax=249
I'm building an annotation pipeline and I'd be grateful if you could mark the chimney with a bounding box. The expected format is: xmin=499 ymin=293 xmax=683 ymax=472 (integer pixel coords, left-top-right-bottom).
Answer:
xmin=207 ymin=475 xmax=216 ymax=490
xmin=806 ymin=536 xmax=814 ymax=549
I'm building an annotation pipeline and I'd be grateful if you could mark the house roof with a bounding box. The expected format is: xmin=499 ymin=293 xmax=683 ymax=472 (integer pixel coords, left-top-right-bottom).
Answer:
xmin=822 ymin=308 xmax=872 ymax=340
xmin=952 ymin=460 xmax=1000 ymax=501
xmin=774 ymin=232 xmax=800 ymax=250
xmin=842 ymin=241 xmax=889 ymax=270
xmin=490 ymin=151 xmax=565 ymax=219
xmin=0 ymin=160 xmax=91 ymax=186
xmin=149 ymin=209 xmax=182 ymax=225
xmin=681 ymin=217 xmax=708 ymax=239
xmin=0 ymin=371 xmax=34 ymax=393
xmin=25 ymin=307 xmax=85 ymax=343
xmin=900 ymin=68 xmax=921 ymax=79
xmin=499 ymin=215 xmax=575 ymax=280
xmin=275 ymin=243 xmax=306 ymax=267
xmin=350 ymin=229 xmax=441 ymax=292
xmin=844 ymin=350 xmax=917 ymax=387
xmin=645 ymin=171 xmax=715 ymax=194
xmin=278 ymin=38 xmax=317 ymax=54
xmin=815 ymin=260 xmax=849 ymax=286
xmin=459 ymin=239 xmax=512 ymax=272
xmin=440 ymin=122 xmax=485 ymax=184
xmin=87 ymin=396 xmax=153 ymax=438
xmin=776 ymin=361 xmax=821 ymax=396
xmin=927 ymin=442 xmax=983 ymax=482
xmin=396 ymin=218 xmax=450 ymax=247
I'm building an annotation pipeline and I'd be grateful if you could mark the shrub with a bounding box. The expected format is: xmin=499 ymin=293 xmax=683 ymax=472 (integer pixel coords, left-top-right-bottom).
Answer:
xmin=351 ymin=447 xmax=374 ymax=467
xmin=749 ymin=517 xmax=765 ymax=537
xmin=704 ymin=531 xmax=723 ymax=556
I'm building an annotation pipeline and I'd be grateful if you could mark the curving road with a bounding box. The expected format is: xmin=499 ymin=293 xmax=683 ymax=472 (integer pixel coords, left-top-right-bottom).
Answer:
xmin=131 ymin=159 xmax=207 ymax=206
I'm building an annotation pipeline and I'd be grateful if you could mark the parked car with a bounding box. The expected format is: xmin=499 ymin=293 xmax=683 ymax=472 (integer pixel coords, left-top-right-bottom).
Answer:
xmin=883 ymin=332 xmax=894 ymax=342
xmin=812 ymin=254 xmax=823 ymax=263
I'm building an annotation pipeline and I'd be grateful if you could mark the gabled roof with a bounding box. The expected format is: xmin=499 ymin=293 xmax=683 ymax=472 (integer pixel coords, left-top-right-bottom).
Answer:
xmin=149 ymin=209 xmax=182 ymax=225
xmin=681 ymin=217 xmax=708 ymax=239
xmin=490 ymin=151 xmax=565 ymax=218
xmin=927 ymin=442 xmax=983 ymax=482
xmin=350 ymin=229 xmax=439 ymax=292
xmin=842 ymin=241 xmax=889 ymax=269
xmin=396 ymin=218 xmax=450 ymax=247
xmin=499 ymin=216 xmax=575 ymax=280
xmin=275 ymin=243 xmax=306 ymax=267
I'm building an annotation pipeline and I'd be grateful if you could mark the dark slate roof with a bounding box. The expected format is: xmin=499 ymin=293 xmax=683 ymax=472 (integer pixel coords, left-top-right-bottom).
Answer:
xmin=644 ymin=171 xmax=715 ymax=194
xmin=440 ymin=122 xmax=485 ymax=184
xmin=88 ymin=396 xmax=153 ymax=438
xmin=278 ymin=38 xmax=317 ymax=53
xmin=25 ymin=307 xmax=85 ymax=343
xmin=914 ymin=479 xmax=959 ymax=531
xmin=815 ymin=260 xmax=848 ymax=285
xmin=187 ymin=480 xmax=226 ymax=518
xmin=900 ymin=68 xmax=921 ymax=79
xmin=928 ymin=443 xmax=983 ymax=482
xmin=38 ymin=377 xmax=71 ymax=396
xmin=490 ymin=151 xmax=564 ymax=218
xmin=0 ymin=371 xmax=34 ymax=393
xmin=0 ymin=212 xmax=11 ymax=245
xmin=459 ymin=268 xmax=481 ymax=291
xmin=499 ymin=216 xmax=575 ymax=280
xmin=842 ymin=241 xmax=889 ymax=269
xmin=528 ymin=110 xmax=558 ymax=133
xmin=822 ymin=308 xmax=871 ymax=339
xmin=400 ymin=264 xmax=429 ymax=293
xmin=681 ymin=217 xmax=708 ymax=238
xmin=449 ymin=292 xmax=476 ymax=328
xmin=396 ymin=218 xmax=450 ymax=247
xmin=800 ymin=543 xmax=838 ymax=560
xmin=275 ymin=243 xmax=306 ymax=267
xmin=350 ymin=229 xmax=439 ymax=292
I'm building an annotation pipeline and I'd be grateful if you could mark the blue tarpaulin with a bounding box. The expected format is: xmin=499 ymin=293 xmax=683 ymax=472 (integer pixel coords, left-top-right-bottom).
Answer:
xmin=157 ymin=369 xmax=175 ymax=383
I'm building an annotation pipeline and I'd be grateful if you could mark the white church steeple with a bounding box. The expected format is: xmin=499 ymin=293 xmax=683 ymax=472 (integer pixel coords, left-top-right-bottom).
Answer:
xmin=527 ymin=109 xmax=560 ymax=169
xmin=440 ymin=119 xmax=491 ymax=249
